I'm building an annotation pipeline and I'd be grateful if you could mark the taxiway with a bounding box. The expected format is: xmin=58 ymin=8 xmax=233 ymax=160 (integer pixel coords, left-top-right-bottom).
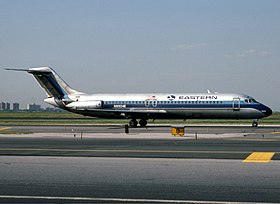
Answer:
xmin=0 ymin=125 xmax=280 ymax=203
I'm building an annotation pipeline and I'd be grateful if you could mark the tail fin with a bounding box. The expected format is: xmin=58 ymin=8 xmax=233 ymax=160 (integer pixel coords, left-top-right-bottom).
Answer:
xmin=28 ymin=67 xmax=81 ymax=98
xmin=6 ymin=67 xmax=82 ymax=98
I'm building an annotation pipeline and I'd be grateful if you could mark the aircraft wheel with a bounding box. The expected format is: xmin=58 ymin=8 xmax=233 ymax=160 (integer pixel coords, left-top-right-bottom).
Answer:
xmin=252 ymin=121 xmax=258 ymax=127
xmin=129 ymin=119 xmax=138 ymax=128
xmin=139 ymin=119 xmax=147 ymax=127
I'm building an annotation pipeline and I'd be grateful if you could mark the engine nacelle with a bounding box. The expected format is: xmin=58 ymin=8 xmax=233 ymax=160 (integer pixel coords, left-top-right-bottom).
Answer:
xmin=66 ymin=100 xmax=104 ymax=110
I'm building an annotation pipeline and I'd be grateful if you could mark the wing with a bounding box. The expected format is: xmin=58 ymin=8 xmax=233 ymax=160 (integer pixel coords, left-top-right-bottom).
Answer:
xmin=73 ymin=108 xmax=167 ymax=119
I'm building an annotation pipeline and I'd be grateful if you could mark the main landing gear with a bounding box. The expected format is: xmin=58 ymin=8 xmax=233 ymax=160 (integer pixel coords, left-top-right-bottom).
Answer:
xmin=129 ymin=119 xmax=147 ymax=127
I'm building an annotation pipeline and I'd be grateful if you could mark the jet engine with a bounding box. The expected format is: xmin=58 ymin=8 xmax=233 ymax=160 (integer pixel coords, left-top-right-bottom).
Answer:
xmin=66 ymin=100 xmax=104 ymax=110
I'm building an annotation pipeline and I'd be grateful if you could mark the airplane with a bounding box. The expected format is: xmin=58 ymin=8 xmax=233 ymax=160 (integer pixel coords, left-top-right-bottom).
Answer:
xmin=6 ymin=67 xmax=272 ymax=127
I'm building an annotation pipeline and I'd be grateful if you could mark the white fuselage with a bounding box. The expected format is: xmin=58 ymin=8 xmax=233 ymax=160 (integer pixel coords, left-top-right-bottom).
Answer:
xmin=52 ymin=92 xmax=272 ymax=120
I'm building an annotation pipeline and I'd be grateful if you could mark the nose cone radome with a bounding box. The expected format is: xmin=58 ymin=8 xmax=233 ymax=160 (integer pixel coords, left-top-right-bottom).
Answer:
xmin=263 ymin=105 xmax=272 ymax=117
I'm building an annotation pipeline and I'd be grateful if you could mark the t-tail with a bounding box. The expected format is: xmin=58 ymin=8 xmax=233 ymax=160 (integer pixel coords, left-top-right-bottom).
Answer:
xmin=5 ymin=67 xmax=83 ymax=109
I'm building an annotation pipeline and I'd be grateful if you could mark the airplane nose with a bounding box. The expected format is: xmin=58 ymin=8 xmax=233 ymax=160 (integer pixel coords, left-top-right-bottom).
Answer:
xmin=264 ymin=106 xmax=272 ymax=117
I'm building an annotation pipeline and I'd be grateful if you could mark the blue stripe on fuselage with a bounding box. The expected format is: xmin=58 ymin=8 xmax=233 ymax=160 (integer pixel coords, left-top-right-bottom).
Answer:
xmin=102 ymin=100 xmax=263 ymax=111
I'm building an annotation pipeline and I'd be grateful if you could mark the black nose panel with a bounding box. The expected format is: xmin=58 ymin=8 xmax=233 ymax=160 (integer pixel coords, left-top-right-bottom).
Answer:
xmin=265 ymin=106 xmax=272 ymax=117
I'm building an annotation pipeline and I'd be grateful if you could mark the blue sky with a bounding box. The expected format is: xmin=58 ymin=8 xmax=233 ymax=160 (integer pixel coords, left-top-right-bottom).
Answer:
xmin=0 ymin=0 xmax=279 ymax=110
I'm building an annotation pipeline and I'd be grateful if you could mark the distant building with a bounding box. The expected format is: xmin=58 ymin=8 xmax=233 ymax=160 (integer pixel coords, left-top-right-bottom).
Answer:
xmin=13 ymin=103 xmax=20 ymax=111
xmin=0 ymin=102 xmax=11 ymax=111
xmin=27 ymin=103 xmax=41 ymax=112
xmin=1 ymin=102 xmax=6 ymax=110
xmin=6 ymin=103 xmax=10 ymax=111
xmin=0 ymin=101 xmax=21 ymax=111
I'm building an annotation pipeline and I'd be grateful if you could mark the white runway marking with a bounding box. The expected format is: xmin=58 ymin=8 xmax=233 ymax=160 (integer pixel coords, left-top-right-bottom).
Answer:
xmin=0 ymin=195 xmax=269 ymax=203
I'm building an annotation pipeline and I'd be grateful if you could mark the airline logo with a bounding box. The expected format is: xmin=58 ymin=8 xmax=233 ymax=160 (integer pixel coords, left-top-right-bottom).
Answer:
xmin=167 ymin=95 xmax=218 ymax=100
xmin=167 ymin=95 xmax=176 ymax=100
xmin=178 ymin=95 xmax=218 ymax=100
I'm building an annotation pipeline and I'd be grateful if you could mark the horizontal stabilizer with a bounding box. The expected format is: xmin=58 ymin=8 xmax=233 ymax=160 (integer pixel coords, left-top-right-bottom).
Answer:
xmin=5 ymin=67 xmax=81 ymax=98
xmin=4 ymin=68 xmax=30 ymax=72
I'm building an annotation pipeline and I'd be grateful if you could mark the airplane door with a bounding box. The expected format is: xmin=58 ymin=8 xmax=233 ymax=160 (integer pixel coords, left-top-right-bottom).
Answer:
xmin=144 ymin=100 xmax=157 ymax=107
xmin=152 ymin=100 xmax=157 ymax=107
xmin=232 ymin=98 xmax=240 ymax=111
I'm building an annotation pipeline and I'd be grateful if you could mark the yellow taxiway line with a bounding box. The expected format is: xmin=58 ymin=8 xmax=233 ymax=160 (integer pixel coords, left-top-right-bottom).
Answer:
xmin=0 ymin=127 xmax=11 ymax=131
xmin=270 ymin=131 xmax=280 ymax=134
xmin=243 ymin=152 xmax=275 ymax=163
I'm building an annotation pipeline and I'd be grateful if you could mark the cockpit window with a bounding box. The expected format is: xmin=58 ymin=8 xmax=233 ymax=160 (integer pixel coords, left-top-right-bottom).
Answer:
xmin=251 ymin=98 xmax=258 ymax=103
xmin=245 ymin=98 xmax=258 ymax=103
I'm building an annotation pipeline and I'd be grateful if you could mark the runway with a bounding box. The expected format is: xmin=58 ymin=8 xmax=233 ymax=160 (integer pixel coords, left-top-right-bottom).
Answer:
xmin=0 ymin=125 xmax=280 ymax=203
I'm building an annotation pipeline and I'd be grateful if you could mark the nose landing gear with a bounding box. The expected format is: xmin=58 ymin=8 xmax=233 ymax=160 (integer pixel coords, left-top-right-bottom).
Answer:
xmin=252 ymin=120 xmax=258 ymax=127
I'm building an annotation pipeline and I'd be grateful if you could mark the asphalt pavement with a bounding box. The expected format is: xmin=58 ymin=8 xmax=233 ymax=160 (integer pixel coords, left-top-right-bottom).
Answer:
xmin=0 ymin=125 xmax=280 ymax=203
